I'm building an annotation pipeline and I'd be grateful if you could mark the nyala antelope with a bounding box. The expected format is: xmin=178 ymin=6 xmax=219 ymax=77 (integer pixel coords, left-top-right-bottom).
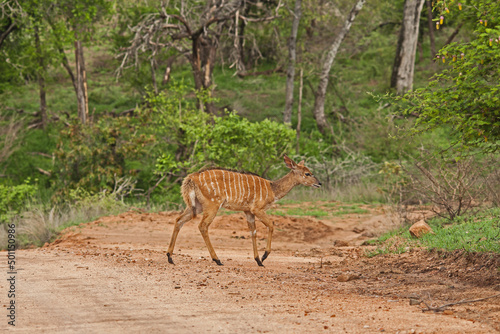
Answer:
xmin=167 ymin=155 xmax=321 ymax=266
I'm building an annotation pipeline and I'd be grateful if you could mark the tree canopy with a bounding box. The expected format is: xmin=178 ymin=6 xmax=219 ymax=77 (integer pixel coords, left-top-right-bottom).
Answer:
xmin=398 ymin=0 xmax=500 ymax=153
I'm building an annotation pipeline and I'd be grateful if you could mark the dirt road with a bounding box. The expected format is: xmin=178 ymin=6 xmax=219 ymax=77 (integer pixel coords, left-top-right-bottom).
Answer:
xmin=2 ymin=202 xmax=499 ymax=333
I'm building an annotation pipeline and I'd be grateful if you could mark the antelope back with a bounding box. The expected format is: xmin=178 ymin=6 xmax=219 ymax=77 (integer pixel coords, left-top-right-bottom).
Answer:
xmin=190 ymin=169 xmax=273 ymax=208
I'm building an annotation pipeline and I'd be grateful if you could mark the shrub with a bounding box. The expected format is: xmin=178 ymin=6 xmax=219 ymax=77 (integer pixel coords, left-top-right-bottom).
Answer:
xmin=52 ymin=114 xmax=153 ymax=199
xmin=0 ymin=180 xmax=36 ymax=224
xmin=401 ymin=153 xmax=500 ymax=220
xmin=149 ymin=82 xmax=296 ymax=179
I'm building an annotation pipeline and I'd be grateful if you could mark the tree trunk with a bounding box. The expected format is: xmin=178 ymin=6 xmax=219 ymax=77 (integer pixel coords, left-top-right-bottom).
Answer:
xmin=296 ymin=69 xmax=303 ymax=155
xmin=443 ymin=22 xmax=464 ymax=46
xmin=0 ymin=18 xmax=17 ymax=50
xmin=34 ymin=25 xmax=47 ymax=129
xmin=150 ymin=58 xmax=158 ymax=94
xmin=74 ymin=35 xmax=89 ymax=124
xmin=313 ymin=0 xmax=366 ymax=135
xmin=237 ymin=6 xmax=251 ymax=70
xmin=47 ymin=16 xmax=77 ymax=93
xmin=425 ymin=0 xmax=436 ymax=59
xmin=284 ymin=0 xmax=302 ymax=126
xmin=231 ymin=10 xmax=246 ymax=73
xmin=162 ymin=56 xmax=176 ymax=85
xmin=191 ymin=33 xmax=218 ymax=114
xmin=391 ymin=0 xmax=425 ymax=94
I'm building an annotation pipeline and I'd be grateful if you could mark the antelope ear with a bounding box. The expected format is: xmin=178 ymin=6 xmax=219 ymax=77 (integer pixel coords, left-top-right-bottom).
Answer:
xmin=298 ymin=160 xmax=305 ymax=166
xmin=283 ymin=155 xmax=297 ymax=169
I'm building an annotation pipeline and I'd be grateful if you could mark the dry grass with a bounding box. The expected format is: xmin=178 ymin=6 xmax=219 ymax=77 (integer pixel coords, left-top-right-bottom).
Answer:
xmin=286 ymin=180 xmax=387 ymax=204
xmin=0 ymin=199 xmax=127 ymax=249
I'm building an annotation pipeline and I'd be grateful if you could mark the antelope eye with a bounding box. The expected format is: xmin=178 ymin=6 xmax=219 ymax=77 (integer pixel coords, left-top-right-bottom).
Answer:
xmin=305 ymin=173 xmax=311 ymax=177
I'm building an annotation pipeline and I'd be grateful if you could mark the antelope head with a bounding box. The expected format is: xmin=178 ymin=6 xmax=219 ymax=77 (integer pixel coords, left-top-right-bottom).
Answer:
xmin=284 ymin=155 xmax=322 ymax=188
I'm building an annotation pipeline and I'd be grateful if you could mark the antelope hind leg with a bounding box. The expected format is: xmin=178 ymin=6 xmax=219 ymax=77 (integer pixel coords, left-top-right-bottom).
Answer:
xmin=167 ymin=207 xmax=194 ymax=264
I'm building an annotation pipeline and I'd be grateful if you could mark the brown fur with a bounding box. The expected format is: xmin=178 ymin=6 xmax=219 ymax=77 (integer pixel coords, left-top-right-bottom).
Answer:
xmin=167 ymin=155 xmax=321 ymax=266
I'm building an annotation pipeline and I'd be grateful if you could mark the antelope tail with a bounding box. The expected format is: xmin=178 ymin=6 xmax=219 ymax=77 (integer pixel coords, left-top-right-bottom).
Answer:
xmin=181 ymin=177 xmax=198 ymax=218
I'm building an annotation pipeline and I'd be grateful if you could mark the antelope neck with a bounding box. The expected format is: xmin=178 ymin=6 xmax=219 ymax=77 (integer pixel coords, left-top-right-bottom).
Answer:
xmin=271 ymin=171 xmax=299 ymax=200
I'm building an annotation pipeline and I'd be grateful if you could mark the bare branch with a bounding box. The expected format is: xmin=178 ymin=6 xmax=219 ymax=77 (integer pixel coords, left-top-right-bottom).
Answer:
xmin=421 ymin=293 xmax=500 ymax=312
xmin=0 ymin=113 xmax=24 ymax=165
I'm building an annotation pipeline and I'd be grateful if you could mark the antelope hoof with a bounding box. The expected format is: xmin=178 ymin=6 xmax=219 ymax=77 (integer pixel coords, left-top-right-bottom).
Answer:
xmin=255 ymin=257 xmax=264 ymax=267
xmin=167 ymin=253 xmax=174 ymax=265
xmin=262 ymin=251 xmax=270 ymax=262
xmin=213 ymin=258 xmax=223 ymax=266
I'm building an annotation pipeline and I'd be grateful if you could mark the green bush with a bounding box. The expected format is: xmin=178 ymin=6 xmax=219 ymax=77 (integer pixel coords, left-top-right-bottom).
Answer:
xmin=149 ymin=82 xmax=296 ymax=179
xmin=0 ymin=180 xmax=37 ymax=223
xmin=52 ymin=114 xmax=153 ymax=199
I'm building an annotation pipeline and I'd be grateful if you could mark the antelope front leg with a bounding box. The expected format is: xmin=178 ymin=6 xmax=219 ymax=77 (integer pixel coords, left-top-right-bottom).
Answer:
xmin=253 ymin=210 xmax=274 ymax=263
xmin=198 ymin=209 xmax=223 ymax=265
xmin=245 ymin=211 xmax=263 ymax=267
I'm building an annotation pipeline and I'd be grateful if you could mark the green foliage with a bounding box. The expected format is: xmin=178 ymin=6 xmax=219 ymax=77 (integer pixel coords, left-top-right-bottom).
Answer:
xmin=1 ymin=189 xmax=128 ymax=249
xmin=53 ymin=0 xmax=113 ymax=35
xmin=369 ymin=207 xmax=500 ymax=256
xmin=397 ymin=0 xmax=500 ymax=153
xmin=0 ymin=0 xmax=487 ymax=212
xmin=149 ymin=82 xmax=296 ymax=178
xmin=420 ymin=208 xmax=500 ymax=253
xmin=198 ymin=113 xmax=296 ymax=176
xmin=53 ymin=115 xmax=153 ymax=198
xmin=270 ymin=207 xmax=329 ymax=218
xmin=330 ymin=205 xmax=370 ymax=216
xmin=377 ymin=161 xmax=406 ymax=202
xmin=0 ymin=180 xmax=37 ymax=223
xmin=64 ymin=187 xmax=128 ymax=214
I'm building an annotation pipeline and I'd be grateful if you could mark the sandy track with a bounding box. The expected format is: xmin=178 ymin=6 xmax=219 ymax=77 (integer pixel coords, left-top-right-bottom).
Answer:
xmin=2 ymin=204 xmax=499 ymax=333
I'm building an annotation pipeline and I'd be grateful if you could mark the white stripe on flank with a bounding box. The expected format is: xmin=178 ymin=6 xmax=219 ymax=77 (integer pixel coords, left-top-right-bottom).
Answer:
xmin=245 ymin=175 xmax=251 ymax=202
xmin=258 ymin=177 xmax=263 ymax=201
xmin=263 ymin=180 xmax=269 ymax=201
xmin=207 ymin=171 xmax=214 ymax=195
xmin=201 ymin=173 xmax=211 ymax=195
xmin=200 ymin=172 xmax=207 ymax=194
xmin=212 ymin=170 xmax=221 ymax=197
xmin=222 ymin=171 xmax=228 ymax=199
xmin=239 ymin=174 xmax=245 ymax=203
xmin=228 ymin=172 xmax=232 ymax=201
xmin=251 ymin=175 xmax=257 ymax=202
xmin=232 ymin=172 xmax=237 ymax=203
xmin=237 ymin=174 xmax=242 ymax=203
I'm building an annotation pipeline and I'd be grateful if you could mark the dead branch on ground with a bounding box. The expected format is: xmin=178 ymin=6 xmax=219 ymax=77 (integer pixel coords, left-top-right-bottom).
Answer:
xmin=420 ymin=293 xmax=500 ymax=312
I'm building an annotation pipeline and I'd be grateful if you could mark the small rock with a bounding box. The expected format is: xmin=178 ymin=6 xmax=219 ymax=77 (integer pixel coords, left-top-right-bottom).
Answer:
xmin=409 ymin=298 xmax=421 ymax=306
xmin=443 ymin=309 xmax=454 ymax=315
xmin=353 ymin=227 xmax=365 ymax=234
xmin=334 ymin=240 xmax=349 ymax=247
xmin=337 ymin=273 xmax=360 ymax=282
xmin=409 ymin=220 xmax=434 ymax=238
